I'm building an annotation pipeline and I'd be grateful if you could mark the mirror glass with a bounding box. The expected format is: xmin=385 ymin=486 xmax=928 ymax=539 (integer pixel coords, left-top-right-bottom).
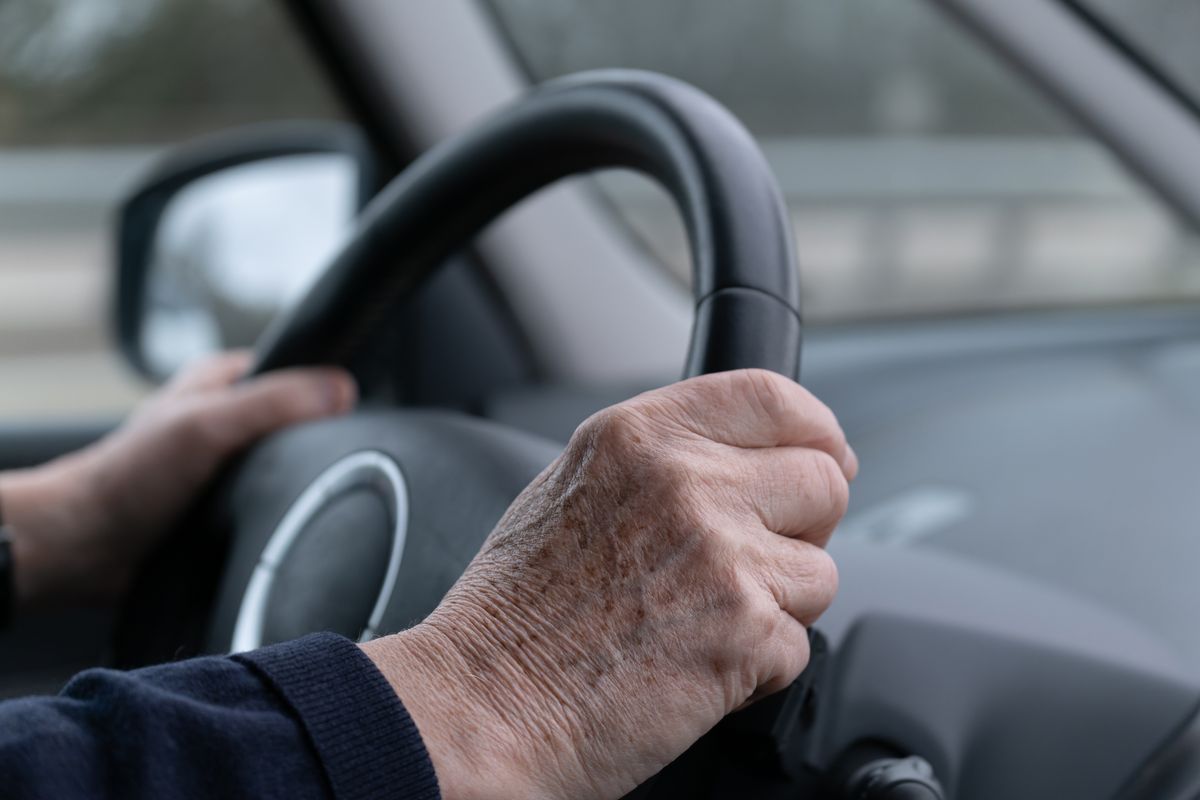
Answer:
xmin=141 ymin=153 xmax=356 ymax=376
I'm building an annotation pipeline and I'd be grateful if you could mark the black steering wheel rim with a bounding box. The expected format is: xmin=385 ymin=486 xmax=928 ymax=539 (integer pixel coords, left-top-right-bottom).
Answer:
xmin=252 ymin=69 xmax=803 ymax=382
xmin=114 ymin=69 xmax=804 ymax=668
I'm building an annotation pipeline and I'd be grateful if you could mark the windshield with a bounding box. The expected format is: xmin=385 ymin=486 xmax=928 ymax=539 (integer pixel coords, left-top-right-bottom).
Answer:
xmin=0 ymin=0 xmax=342 ymax=418
xmin=483 ymin=0 xmax=1200 ymax=321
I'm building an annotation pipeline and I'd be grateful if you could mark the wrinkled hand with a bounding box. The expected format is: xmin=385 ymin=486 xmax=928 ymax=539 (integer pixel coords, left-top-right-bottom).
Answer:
xmin=366 ymin=369 xmax=855 ymax=800
xmin=2 ymin=351 xmax=356 ymax=609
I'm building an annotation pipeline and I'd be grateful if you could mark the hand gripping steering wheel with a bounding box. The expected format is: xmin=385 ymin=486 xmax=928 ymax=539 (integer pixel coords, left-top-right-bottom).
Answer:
xmin=115 ymin=66 xmax=803 ymax=707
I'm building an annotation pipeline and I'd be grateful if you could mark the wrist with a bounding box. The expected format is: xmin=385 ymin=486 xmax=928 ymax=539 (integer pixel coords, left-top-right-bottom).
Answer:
xmin=0 ymin=455 xmax=107 ymax=611
xmin=362 ymin=599 xmax=582 ymax=800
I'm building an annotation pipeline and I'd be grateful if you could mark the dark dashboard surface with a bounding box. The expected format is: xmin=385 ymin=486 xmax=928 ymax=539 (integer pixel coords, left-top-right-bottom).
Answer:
xmin=487 ymin=304 xmax=1200 ymax=672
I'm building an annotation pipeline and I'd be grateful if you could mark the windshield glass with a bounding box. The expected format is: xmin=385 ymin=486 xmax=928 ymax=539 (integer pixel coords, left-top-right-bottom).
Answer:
xmin=0 ymin=0 xmax=342 ymax=418
xmin=483 ymin=0 xmax=1200 ymax=321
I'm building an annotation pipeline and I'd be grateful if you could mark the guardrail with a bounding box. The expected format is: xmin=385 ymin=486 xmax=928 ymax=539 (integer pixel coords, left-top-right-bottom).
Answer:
xmin=0 ymin=139 xmax=1197 ymax=416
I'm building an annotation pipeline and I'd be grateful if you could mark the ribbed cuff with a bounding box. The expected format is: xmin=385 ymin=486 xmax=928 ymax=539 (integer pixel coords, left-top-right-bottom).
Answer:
xmin=236 ymin=632 xmax=440 ymax=800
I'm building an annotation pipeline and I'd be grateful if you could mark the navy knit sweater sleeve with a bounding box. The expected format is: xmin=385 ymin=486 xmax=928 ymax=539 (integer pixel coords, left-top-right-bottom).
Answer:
xmin=0 ymin=632 xmax=440 ymax=800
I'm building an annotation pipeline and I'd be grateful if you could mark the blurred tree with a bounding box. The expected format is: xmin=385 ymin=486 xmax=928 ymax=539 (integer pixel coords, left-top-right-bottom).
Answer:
xmin=0 ymin=0 xmax=340 ymax=145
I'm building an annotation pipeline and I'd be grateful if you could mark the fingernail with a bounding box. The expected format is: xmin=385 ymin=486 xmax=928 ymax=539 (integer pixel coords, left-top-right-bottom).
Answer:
xmin=845 ymin=444 xmax=859 ymax=479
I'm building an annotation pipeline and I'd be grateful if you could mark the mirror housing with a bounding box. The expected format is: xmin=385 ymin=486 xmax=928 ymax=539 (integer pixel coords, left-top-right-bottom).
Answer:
xmin=114 ymin=122 xmax=381 ymax=381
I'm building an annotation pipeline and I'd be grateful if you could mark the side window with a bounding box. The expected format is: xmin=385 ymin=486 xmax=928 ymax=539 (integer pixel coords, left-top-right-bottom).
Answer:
xmin=0 ymin=0 xmax=341 ymax=419
xmin=484 ymin=0 xmax=1200 ymax=320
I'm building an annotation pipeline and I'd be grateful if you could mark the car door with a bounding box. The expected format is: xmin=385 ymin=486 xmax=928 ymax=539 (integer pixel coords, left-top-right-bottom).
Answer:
xmin=0 ymin=0 xmax=344 ymax=696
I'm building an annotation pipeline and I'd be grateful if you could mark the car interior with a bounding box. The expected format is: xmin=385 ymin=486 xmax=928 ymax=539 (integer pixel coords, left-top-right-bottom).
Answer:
xmin=4 ymin=0 xmax=1200 ymax=797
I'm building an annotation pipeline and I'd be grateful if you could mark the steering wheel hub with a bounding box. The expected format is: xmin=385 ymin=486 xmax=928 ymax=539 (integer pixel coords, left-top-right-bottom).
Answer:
xmin=230 ymin=450 xmax=409 ymax=652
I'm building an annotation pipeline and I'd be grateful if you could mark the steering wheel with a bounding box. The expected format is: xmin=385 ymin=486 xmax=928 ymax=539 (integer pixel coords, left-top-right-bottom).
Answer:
xmin=115 ymin=68 xmax=803 ymax=663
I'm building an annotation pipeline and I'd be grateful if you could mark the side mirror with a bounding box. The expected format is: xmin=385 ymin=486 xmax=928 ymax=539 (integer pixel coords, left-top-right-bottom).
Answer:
xmin=114 ymin=122 xmax=380 ymax=381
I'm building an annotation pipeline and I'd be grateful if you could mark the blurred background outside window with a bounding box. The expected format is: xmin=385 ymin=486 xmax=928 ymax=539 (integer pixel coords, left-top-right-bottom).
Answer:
xmin=4 ymin=0 xmax=1200 ymax=418
xmin=487 ymin=0 xmax=1200 ymax=320
xmin=0 ymin=0 xmax=340 ymax=418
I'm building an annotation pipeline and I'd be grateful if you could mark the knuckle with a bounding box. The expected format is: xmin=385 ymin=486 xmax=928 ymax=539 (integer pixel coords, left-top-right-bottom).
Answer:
xmin=739 ymin=368 xmax=793 ymax=418
xmin=572 ymin=407 xmax=611 ymax=444
xmin=171 ymin=404 xmax=213 ymax=446
xmin=743 ymin=369 xmax=842 ymax=441
xmin=807 ymin=424 xmax=843 ymax=460
xmin=810 ymin=452 xmax=850 ymax=519
xmin=577 ymin=404 xmax=646 ymax=456
xmin=172 ymin=401 xmax=233 ymax=454
xmin=805 ymin=548 xmax=840 ymax=609
xmin=580 ymin=403 xmax=706 ymax=501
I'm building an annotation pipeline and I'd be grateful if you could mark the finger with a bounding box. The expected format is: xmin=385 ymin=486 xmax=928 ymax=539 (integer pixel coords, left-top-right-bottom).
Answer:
xmin=183 ymin=367 xmax=357 ymax=455
xmin=634 ymin=369 xmax=855 ymax=477
xmin=739 ymin=447 xmax=850 ymax=545
xmin=844 ymin=443 xmax=860 ymax=482
xmin=169 ymin=350 xmax=255 ymax=394
xmin=750 ymin=535 xmax=839 ymax=627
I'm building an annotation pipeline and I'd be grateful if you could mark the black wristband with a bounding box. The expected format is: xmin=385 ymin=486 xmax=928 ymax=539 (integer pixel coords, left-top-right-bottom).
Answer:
xmin=0 ymin=494 xmax=12 ymax=629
